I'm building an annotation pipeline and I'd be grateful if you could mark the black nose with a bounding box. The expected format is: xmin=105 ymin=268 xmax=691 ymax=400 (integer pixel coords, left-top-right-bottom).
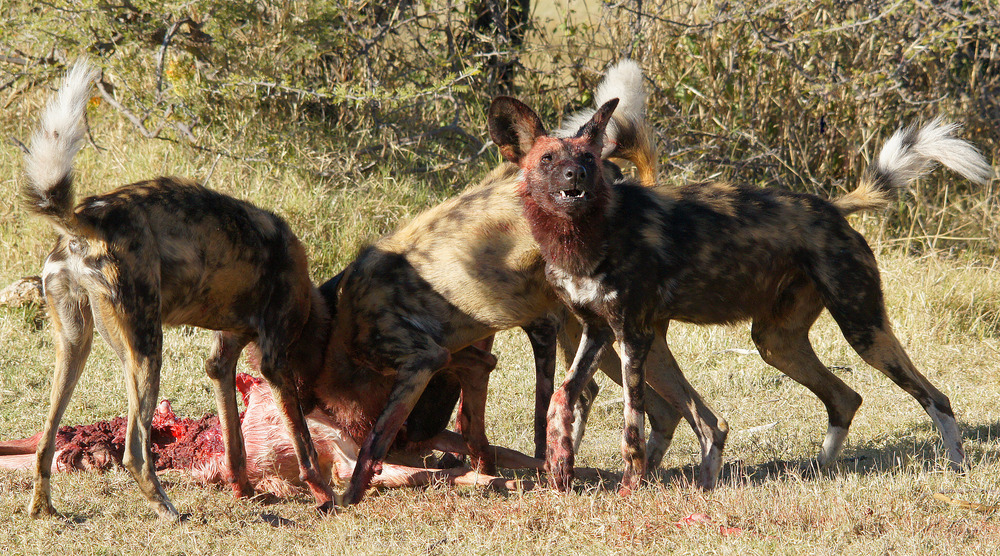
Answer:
xmin=564 ymin=165 xmax=586 ymax=182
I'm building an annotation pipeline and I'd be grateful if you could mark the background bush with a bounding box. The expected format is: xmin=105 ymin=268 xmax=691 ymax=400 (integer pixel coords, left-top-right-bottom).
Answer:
xmin=1 ymin=0 xmax=996 ymax=267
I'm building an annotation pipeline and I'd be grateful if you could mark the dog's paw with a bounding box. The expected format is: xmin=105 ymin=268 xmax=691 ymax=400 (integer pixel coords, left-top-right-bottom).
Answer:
xmin=545 ymin=455 xmax=575 ymax=491
xmin=250 ymin=491 xmax=283 ymax=506
xmin=231 ymin=480 xmax=256 ymax=500
xmin=315 ymin=500 xmax=339 ymax=515
xmin=469 ymin=450 xmax=498 ymax=476
xmin=618 ymin=469 xmax=641 ymax=496
xmin=28 ymin=499 xmax=58 ymax=519
xmin=153 ymin=503 xmax=182 ymax=522
xmin=341 ymin=484 xmax=364 ymax=506
xmin=504 ymin=477 xmax=535 ymax=492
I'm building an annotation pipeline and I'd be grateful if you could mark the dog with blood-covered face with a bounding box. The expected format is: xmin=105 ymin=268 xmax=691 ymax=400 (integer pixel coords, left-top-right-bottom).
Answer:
xmin=333 ymin=61 xmax=730 ymax=506
xmin=489 ymin=94 xmax=990 ymax=493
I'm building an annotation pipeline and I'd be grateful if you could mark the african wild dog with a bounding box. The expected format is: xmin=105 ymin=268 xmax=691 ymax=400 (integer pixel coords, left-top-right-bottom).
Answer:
xmin=21 ymin=59 xmax=338 ymax=518
xmin=489 ymin=95 xmax=991 ymax=492
xmin=330 ymin=60 xmax=728 ymax=505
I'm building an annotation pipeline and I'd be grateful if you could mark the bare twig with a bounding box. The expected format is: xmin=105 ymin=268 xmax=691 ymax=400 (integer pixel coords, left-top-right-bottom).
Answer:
xmin=83 ymin=105 xmax=106 ymax=152
xmin=203 ymin=154 xmax=224 ymax=187
xmin=806 ymin=0 xmax=905 ymax=36
xmin=407 ymin=141 xmax=492 ymax=174
xmin=34 ymin=0 xmax=100 ymax=15
xmin=156 ymin=18 xmax=193 ymax=101
xmin=96 ymin=75 xmax=182 ymax=140
xmin=0 ymin=54 xmax=32 ymax=66
xmin=0 ymin=76 xmax=21 ymax=94
xmin=356 ymin=124 xmax=483 ymax=157
xmin=8 ymin=136 xmax=29 ymax=154
xmin=170 ymin=116 xmax=195 ymax=142
xmin=609 ymin=1 xmax=731 ymax=31
xmin=231 ymin=67 xmax=477 ymax=104
xmin=95 ymin=78 xmax=157 ymax=138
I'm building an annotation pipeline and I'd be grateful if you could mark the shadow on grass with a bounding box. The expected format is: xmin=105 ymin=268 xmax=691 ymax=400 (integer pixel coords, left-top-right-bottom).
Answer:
xmin=565 ymin=420 xmax=1000 ymax=491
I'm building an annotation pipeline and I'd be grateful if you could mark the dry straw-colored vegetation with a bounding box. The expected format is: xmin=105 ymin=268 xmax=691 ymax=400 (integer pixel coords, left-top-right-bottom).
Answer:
xmin=1 ymin=1 xmax=999 ymax=554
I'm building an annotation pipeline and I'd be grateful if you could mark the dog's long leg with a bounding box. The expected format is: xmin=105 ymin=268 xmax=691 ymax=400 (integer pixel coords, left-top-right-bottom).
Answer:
xmin=810 ymin=234 xmax=965 ymax=470
xmin=429 ymin=429 xmax=543 ymax=470
xmin=555 ymin=319 xmax=601 ymax=458
xmin=451 ymin=343 xmax=499 ymax=474
xmin=848 ymin=322 xmax=965 ymax=470
xmin=546 ymin=320 xmax=612 ymax=491
xmin=256 ymin=342 xmax=337 ymax=511
xmin=751 ymin=318 xmax=863 ymax=467
xmin=91 ymin=294 xmax=177 ymax=519
xmin=522 ymin=315 xmax=560 ymax=459
xmin=205 ymin=332 xmax=254 ymax=498
xmin=29 ymin=280 xmax=93 ymax=518
xmin=559 ymin=317 xmax=688 ymax=472
xmin=641 ymin=334 xmax=727 ymax=490
xmin=122 ymin=350 xmax=175 ymax=520
xmin=367 ymin=461 xmax=530 ymax=491
xmin=615 ymin=326 xmax=652 ymax=494
xmin=343 ymin=344 xmax=451 ymax=505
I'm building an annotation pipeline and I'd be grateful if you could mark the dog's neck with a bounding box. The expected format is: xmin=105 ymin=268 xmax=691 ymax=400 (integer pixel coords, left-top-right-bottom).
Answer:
xmin=519 ymin=181 xmax=611 ymax=277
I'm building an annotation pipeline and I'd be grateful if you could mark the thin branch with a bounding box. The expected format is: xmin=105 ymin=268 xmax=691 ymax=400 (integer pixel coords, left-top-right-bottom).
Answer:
xmin=95 ymin=78 xmax=153 ymax=137
xmin=34 ymin=0 xmax=101 ymax=15
xmin=609 ymin=1 xmax=730 ymax=31
xmin=83 ymin=104 xmax=106 ymax=152
xmin=203 ymin=154 xmax=223 ymax=187
xmin=0 ymin=54 xmax=31 ymax=66
xmin=156 ymin=18 xmax=193 ymax=101
xmin=230 ymin=68 xmax=478 ymax=104
xmin=406 ymin=141 xmax=493 ymax=174
xmin=170 ymin=117 xmax=195 ymax=142
xmin=0 ymin=76 xmax=21 ymax=93
xmin=356 ymin=124 xmax=483 ymax=157
xmin=806 ymin=0 xmax=905 ymax=36
xmin=9 ymin=136 xmax=29 ymax=154
xmin=95 ymin=78 xmax=172 ymax=138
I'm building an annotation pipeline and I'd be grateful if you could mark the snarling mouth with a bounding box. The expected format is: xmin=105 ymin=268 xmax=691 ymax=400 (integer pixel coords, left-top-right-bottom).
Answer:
xmin=559 ymin=189 xmax=587 ymax=200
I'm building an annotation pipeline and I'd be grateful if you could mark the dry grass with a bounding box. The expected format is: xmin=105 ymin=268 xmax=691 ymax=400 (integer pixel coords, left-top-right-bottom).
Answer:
xmin=2 ymin=1 xmax=1000 ymax=554
xmin=2 ymin=239 xmax=1000 ymax=554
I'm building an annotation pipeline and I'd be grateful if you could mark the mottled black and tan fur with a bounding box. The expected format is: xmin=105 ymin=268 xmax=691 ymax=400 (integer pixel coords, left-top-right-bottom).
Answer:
xmin=490 ymin=95 xmax=991 ymax=493
xmin=332 ymin=61 xmax=728 ymax=505
xmin=21 ymin=60 xmax=337 ymax=518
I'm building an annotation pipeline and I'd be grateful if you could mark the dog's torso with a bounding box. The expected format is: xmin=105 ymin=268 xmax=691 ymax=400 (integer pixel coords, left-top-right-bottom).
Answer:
xmin=42 ymin=177 xmax=313 ymax=335
xmin=333 ymin=163 xmax=556 ymax=369
xmin=548 ymin=179 xmax=880 ymax=329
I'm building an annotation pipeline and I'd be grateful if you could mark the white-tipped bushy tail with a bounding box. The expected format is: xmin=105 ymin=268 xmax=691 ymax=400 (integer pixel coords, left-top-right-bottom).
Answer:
xmin=559 ymin=59 xmax=647 ymax=141
xmin=878 ymin=117 xmax=991 ymax=188
xmin=23 ymin=58 xmax=99 ymax=233
xmin=836 ymin=118 xmax=992 ymax=215
xmin=558 ymin=59 xmax=658 ymax=186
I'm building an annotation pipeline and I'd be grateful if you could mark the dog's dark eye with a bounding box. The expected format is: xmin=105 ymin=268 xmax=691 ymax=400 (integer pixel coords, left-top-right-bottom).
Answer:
xmin=541 ymin=153 xmax=553 ymax=164
xmin=581 ymin=152 xmax=595 ymax=163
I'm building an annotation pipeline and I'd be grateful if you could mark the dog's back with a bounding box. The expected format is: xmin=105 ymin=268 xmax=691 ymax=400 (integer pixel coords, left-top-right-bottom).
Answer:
xmin=371 ymin=164 xmax=551 ymax=339
xmin=40 ymin=175 xmax=310 ymax=332
xmin=591 ymin=179 xmax=868 ymax=323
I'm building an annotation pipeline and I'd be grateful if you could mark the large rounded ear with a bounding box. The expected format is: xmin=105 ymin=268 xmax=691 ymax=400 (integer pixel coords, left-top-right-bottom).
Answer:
xmin=489 ymin=96 xmax=546 ymax=164
xmin=574 ymin=98 xmax=619 ymax=151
